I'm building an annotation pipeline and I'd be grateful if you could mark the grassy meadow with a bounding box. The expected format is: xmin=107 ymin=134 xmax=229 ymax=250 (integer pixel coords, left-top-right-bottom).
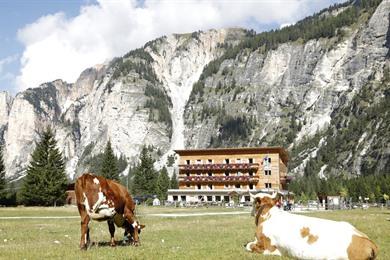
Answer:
xmin=0 ymin=206 xmax=389 ymax=260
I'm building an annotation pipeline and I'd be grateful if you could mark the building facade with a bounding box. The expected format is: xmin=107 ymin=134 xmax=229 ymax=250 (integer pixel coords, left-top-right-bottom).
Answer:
xmin=167 ymin=147 xmax=289 ymax=204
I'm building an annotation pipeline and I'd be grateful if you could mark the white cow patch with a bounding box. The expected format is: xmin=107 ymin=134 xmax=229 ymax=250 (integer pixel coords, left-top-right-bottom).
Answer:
xmin=92 ymin=192 xmax=105 ymax=212
xmin=264 ymin=249 xmax=282 ymax=256
xmin=84 ymin=192 xmax=116 ymax=221
xmin=245 ymin=238 xmax=257 ymax=252
xmin=93 ymin=178 xmax=100 ymax=185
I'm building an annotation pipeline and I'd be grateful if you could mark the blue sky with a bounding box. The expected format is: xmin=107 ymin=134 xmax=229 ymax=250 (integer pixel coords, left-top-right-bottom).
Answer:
xmin=0 ymin=0 xmax=83 ymax=92
xmin=0 ymin=0 xmax=345 ymax=94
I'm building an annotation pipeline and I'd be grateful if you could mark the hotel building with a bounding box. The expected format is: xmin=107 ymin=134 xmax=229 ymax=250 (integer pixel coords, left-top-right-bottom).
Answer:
xmin=167 ymin=147 xmax=289 ymax=203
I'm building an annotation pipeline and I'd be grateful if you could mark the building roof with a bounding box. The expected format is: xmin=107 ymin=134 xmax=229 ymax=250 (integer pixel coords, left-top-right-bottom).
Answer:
xmin=174 ymin=147 xmax=288 ymax=165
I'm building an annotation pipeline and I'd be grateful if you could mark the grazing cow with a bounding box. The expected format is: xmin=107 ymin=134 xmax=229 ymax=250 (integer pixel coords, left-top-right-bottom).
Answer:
xmin=75 ymin=173 xmax=145 ymax=249
xmin=246 ymin=193 xmax=378 ymax=260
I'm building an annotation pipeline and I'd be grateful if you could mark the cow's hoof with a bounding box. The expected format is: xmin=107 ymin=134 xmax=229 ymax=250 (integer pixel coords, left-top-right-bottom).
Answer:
xmin=80 ymin=245 xmax=88 ymax=250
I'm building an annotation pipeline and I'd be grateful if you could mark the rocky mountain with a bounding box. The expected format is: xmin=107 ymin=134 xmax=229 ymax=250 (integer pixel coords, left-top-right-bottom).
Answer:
xmin=1 ymin=0 xmax=389 ymax=180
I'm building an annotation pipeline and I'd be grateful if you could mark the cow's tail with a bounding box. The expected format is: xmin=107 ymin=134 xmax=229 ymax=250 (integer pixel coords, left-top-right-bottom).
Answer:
xmin=368 ymin=240 xmax=378 ymax=260
xmin=75 ymin=174 xmax=89 ymax=208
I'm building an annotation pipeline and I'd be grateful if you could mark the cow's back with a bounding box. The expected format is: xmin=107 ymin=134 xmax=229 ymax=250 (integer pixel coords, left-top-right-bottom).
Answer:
xmin=105 ymin=179 xmax=136 ymax=213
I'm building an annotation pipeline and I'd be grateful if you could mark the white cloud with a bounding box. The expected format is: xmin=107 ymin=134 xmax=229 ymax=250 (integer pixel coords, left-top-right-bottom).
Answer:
xmin=16 ymin=0 xmax=345 ymax=91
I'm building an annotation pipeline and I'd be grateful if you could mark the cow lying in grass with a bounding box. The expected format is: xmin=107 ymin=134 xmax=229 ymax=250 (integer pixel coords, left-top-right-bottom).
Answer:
xmin=75 ymin=173 xmax=145 ymax=249
xmin=246 ymin=192 xmax=378 ymax=260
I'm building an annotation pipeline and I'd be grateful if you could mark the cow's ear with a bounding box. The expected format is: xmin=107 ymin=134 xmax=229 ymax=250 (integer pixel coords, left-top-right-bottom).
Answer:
xmin=140 ymin=224 xmax=146 ymax=229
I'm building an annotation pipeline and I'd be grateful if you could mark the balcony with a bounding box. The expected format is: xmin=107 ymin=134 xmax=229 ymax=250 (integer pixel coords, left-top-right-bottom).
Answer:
xmin=179 ymin=175 xmax=259 ymax=184
xmin=179 ymin=163 xmax=260 ymax=172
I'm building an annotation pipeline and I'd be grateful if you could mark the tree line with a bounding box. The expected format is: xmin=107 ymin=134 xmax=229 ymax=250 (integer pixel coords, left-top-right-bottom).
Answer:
xmin=0 ymin=127 xmax=178 ymax=206
xmin=288 ymin=174 xmax=390 ymax=204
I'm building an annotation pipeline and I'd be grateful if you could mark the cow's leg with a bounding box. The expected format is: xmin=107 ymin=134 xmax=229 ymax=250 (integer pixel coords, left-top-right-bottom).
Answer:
xmin=245 ymin=237 xmax=264 ymax=253
xmin=77 ymin=203 xmax=91 ymax=250
xmin=123 ymin=208 xmax=139 ymax=246
xmin=107 ymin=220 xmax=116 ymax=247
xmin=247 ymin=229 xmax=280 ymax=256
xmin=80 ymin=214 xmax=90 ymax=250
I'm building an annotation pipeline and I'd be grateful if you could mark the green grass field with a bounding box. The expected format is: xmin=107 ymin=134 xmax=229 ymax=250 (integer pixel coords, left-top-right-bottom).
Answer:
xmin=0 ymin=206 xmax=389 ymax=259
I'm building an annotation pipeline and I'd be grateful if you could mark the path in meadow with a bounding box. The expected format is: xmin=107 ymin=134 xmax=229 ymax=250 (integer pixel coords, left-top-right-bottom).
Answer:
xmin=0 ymin=211 xmax=250 ymax=220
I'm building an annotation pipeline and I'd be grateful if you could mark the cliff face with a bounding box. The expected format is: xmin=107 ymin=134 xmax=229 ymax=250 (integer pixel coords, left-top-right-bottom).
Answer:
xmin=1 ymin=29 xmax=245 ymax=180
xmin=184 ymin=0 xmax=390 ymax=176
xmin=1 ymin=1 xmax=389 ymax=180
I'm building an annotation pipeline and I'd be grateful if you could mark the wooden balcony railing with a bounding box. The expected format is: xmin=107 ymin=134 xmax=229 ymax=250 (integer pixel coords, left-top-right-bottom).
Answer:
xmin=179 ymin=163 xmax=260 ymax=171
xmin=179 ymin=175 xmax=259 ymax=184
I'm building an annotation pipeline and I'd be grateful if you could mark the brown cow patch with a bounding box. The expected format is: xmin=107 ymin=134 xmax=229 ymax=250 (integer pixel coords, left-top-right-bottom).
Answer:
xmin=347 ymin=235 xmax=378 ymax=260
xmin=300 ymin=227 xmax=318 ymax=245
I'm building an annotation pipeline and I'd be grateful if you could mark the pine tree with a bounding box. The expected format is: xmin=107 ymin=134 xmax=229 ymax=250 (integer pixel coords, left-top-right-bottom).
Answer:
xmin=20 ymin=127 xmax=67 ymax=206
xmin=156 ymin=167 xmax=170 ymax=200
xmin=170 ymin=171 xmax=179 ymax=189
xmin=0 ymin=145 xmax=6 ymax=203
xmin=100 ymin=140 xmax=119 ymax=181
xmin=132 ymin=146 xmax=158 ymax=195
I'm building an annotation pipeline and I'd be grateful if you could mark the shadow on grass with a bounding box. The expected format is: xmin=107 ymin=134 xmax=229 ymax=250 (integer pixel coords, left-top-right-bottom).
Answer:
xmin=90 ymin=240 xmax=133 ymax=248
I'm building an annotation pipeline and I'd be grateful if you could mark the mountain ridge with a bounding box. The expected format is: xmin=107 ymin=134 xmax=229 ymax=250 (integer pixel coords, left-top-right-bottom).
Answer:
xmin=1 ymin=0 xmax=389 ymax=180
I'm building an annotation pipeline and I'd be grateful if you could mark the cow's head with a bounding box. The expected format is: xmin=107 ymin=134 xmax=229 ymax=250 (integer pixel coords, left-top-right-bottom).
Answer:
xmin=124 ymin=220 xmax=145 ymax=246
xmin=250 ymin=192 xmax=279 ymax=224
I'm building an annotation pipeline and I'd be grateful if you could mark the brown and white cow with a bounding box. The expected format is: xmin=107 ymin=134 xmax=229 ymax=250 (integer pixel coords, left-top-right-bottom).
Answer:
xmin=246 ymin=192 xmax=378 ymax=260
xmin=75 ymin=173 xmax=145 ymax=249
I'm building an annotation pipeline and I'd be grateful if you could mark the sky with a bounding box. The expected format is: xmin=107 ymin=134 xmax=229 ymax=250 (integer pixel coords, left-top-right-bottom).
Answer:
xmin=0 ymin=0 xmax=346 ymax=94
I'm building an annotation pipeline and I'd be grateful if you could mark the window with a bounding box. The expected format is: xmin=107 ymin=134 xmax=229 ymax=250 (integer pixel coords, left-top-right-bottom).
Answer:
xmin=198 ymin=195 xmax=203 ymax=201
xmin=197 ymin=172 xmax=201 ymax=176
xmin=186 ymin=184 xmax=190 ymax=188
xmin=208 ymin=159 xmax=212 ymax=163
xmin=249 ymin=184 xmax=254 ymax=190
xmin=207 ymin=196 xmax=213 ymax=202
xmin=216 ymin=196 xmax=221 ymax=202
xmin=208 ymin=184 xmax=213 ymax=190
xmin=268 ymin=158 xmax=271 ymax=163
xmin=197 ymin=184 xmax=201 ymax=190
xmin=265 ymin=170 xmax=271 ymax=175
xmin=186 ymin=160 xmax=190 ymax=165
xmin=173 ymin=196 xmax=178 ymax=201
xmin=245 ymin=196 xmax=250 ymax=202
xmin=225 ymin=159 xmax=230 ymax=164
xmin=186 ymin=172 xmax=190 ymax=177
xmin=249 ymin=158 xmax=253 ymax=163
xmin=235 ymin=184 xmax=241 ymax=189
xmin=236 ymin=158 xmax=241 ymax=163
xmin=181 ymin=196 xmax=186 ymax=201
xmin=249 ymin=171 xmax=253 ymax=176
xmin=224 ymin=184 xmax=229 ymax=189
xmin=224 ymin=196 xmax=230 ymax=202
xmin=225 ymin=172 xmax=229 ymax=176
xmin=265 ymin=183 xmax=272 ymax=188
xmin=208 ymin=172 xmax=212 ymax=177
xmin=196 ymin=159 xmax=202 ymax=164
